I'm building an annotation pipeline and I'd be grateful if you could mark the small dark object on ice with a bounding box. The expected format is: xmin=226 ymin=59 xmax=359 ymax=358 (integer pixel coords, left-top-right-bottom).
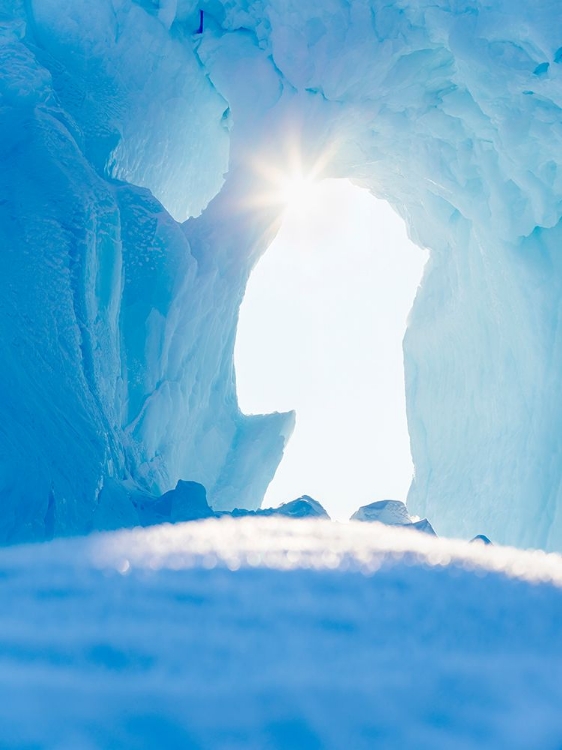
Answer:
xmin=471 ymin=534 xmax=493 ymax=545
xmin=196 ymin=10 xmax=204 ymax=34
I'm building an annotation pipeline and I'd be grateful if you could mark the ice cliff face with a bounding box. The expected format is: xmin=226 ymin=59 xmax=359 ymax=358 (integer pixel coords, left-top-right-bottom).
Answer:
xmin=2 ymin=0 xmax=562 ymax=549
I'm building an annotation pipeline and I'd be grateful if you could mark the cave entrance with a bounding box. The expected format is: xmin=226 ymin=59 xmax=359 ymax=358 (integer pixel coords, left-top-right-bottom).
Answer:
xmin=234 ymin=179 xmax=427 ymax=520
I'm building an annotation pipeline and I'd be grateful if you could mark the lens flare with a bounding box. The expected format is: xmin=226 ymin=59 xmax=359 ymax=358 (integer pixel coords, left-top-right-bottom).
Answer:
xmin=245 ymin=132 xmax=339 ymax=216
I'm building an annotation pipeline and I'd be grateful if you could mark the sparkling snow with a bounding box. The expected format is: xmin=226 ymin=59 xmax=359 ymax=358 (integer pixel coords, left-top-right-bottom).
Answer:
xmin=1 ymin=518 xmax=562 ymax=748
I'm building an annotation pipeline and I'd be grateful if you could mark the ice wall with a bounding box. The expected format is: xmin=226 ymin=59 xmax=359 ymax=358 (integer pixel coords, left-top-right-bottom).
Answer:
xmin=2 ymin=0 xmax=562 ymax=549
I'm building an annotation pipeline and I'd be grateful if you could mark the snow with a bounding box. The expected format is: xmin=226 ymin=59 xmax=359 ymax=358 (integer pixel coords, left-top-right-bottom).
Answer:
xmin=1 ymin=518 xmax=562 ymax=748
xmin=3 ymin=1 xmax=562 ymax=549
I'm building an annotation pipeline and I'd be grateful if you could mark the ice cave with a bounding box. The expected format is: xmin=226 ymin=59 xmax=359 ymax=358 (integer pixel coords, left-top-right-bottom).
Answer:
xmin=3 ymin=0 xmax=562 ymax=551
xmin=4 ymin=2 xmax=562 ymax=746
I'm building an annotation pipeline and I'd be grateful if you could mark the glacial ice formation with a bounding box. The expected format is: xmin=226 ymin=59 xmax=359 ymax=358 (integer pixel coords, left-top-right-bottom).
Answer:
xmin=225 ymin=495 xmax=331 ymax=520
xmin=2 ymin=0 xmax=562 ymax=549
xmin=137 ymin=481 xmax=331 ymax=524
xmin=351 ymin=500 xmax=413 ymax=526
xmin=350 ymin=500 xmax=437 ymax=535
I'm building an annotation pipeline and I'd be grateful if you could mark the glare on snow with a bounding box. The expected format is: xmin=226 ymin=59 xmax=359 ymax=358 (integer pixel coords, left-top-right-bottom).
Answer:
xmin=72 ymin=517 xmax=562 ymax=588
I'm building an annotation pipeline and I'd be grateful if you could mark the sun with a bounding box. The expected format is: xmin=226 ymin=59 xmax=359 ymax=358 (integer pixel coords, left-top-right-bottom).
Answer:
xmin=244 ymin=131 xmax=339 ymax=219
xmin=277 ymin=171 xmax=320 ymax=214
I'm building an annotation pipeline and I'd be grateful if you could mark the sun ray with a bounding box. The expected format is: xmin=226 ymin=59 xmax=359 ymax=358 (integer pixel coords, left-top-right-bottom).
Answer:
xmin=243 ymin=133 xmax=341 ymax=217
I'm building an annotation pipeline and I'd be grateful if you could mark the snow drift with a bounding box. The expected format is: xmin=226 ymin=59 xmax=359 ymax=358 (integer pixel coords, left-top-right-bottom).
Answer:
xmin=2 ymin=518 xmax=562 ymax=747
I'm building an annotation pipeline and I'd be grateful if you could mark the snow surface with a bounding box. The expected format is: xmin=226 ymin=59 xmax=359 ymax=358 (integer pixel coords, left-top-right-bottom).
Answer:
xmin=3 ymin=1 xmax=562 ymax=548
xmin=1 ymin=518 xmax=562 ymax=748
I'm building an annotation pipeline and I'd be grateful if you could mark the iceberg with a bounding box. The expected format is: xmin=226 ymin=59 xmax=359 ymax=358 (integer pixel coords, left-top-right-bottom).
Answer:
xmin=136 ymin=480 xmax=214 ymax=526
xmin=225 ymin=495 xmax=330 ymax=520
xmin=471 ymin=534 xmax=493 ymax=546
xmin=351 ymin=500 xmax=413 ymax=526
xmin=411 ymin=518 xmax=437 ymax=537
xmin=1 ymin=0 xmax=562 ymax=549
xmin=350 ymin=500 xmax=437 ymax=535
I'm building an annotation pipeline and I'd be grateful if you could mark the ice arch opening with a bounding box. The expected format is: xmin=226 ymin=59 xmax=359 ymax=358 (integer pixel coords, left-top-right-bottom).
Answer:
xmin=235 ymin=180 xmax=427 ymax=520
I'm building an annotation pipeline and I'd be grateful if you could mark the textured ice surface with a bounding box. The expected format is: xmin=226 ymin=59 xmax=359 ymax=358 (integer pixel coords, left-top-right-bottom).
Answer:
xmin=1 ymin=518 xmax=562 ymax=748
xmin=225 ymin=495 xmax=331 ymax=519
xmin=138 ymin=483 xmax=331 ymax=524
xmin=270 ymin=496 xmax=329 ymax=519
xmin=411 ymin=518 xmax=438 ymax=536
xmin=351 ymin=500 xmax=413 ymax=525
xmin=136 ymin=480 xmax=214 ymax=526
xmin=3 ymin=1 xmax=562 ymax=547
xmin=351 ymin=500 xmax=437 ymax=535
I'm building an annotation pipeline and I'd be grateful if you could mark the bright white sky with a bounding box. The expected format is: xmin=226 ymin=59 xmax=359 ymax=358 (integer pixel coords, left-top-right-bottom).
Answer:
xmin=234 ymin=179 xmax=427 ymax=521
